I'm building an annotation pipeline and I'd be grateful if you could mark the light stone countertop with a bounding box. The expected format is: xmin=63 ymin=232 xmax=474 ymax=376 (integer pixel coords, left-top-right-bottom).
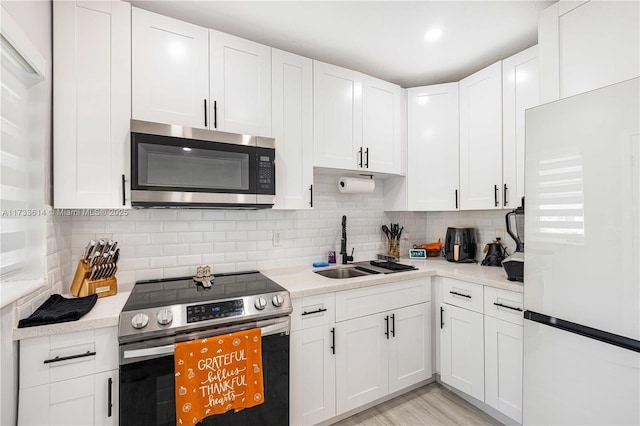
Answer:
xmin=262 ymin=257 xmax=523 ymax=299
xmin=12 ymin=291 xmax=130 ymax=341
xmin=13 ymin=258 xmax=521 ymax=340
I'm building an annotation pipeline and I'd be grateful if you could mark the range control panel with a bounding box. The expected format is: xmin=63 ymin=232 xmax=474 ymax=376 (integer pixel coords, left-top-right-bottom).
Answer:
xmin=186 ymin=299 xmax=244 ymax=323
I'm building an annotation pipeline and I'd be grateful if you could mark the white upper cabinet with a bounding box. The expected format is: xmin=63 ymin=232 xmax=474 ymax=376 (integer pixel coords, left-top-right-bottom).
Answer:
xmin=54 ymin=1 xmax=131 ymax=209
xmin=407 ymin=83 xmax=460 ymax=211
xmin=313 ymin=61 xmax=363 ymax=170
xmin=459 ymin=61 xmax=503 ymax=210
xmin=362 ymin=75 xmax=402 ymax=174
xmin=131 ymin=7 xmax=209 ymax=129
xmin=502 ymin=45 xmax=539 ymax=209
xmin=539 ymin=1 xmax=640 ymax=103
xmin=271 ymin=49 xmax=313 ymax=210
xmin=210 ymin=30 xmax=272 ymax=136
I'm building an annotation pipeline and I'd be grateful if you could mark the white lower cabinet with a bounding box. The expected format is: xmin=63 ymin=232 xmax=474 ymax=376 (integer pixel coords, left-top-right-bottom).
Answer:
xmin=18 ymin=327 xmax=119 ymax=426
xmin=439 ymin=302 xmax=484 ymax=401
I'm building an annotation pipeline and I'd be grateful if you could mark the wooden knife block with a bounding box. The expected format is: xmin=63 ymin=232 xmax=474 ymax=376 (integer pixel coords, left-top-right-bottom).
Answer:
xmin=70 ymin=260 xmax=117 ymax=298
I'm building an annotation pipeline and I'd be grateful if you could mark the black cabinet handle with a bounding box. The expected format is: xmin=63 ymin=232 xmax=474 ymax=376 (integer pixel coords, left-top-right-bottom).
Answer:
xmin=494 ymin=184 xmax=499 ymax=207
xmin=301 ymin=307 xmax=327 ymax=316
xmin=440 ymin=306 xmax=444 ymax=329
xmin=365 ymin=148 xmax=369 ymax=168
xmin=390 ymin=313 xmax=395 ymax=337
xmin=384 ymin=315 xmax=389 ymax=339
xmin=330 ymin=327 xmax=335 ymax=355
xmin=493 ymin=302 xmax=523 ymax=312
xmin=43 ymin=350 xmax=96 ymax=364
xmin=503 ymin=184 xmax=508 ymax=207
xmin=455 ymin=189 xmax=458 ymax=209
xmin=449 ymin=290 xmax=471 ymax=299
xmin=204 ymin=99 xmax=208 ymax=127
xmin=107 ymin=377 xmax=113 ymax=417
xmin=309 ymin=184 xmax=313 ymax=208
xmin=358 ymin=147 xmax=363 ymax=168
xmin=213 ymin=100 xmax=217 ymax=128
xmin=121 ymin=174 xmax=126 ymax=206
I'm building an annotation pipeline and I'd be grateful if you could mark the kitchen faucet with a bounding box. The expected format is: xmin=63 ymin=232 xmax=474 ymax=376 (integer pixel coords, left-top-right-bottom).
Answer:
xmin=340 ymin=215 xmax=354 ymax=264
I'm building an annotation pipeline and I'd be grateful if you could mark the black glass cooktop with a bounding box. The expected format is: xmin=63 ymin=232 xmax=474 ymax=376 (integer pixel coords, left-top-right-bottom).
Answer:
xmin=121 ymin=271 xmax=286 ymax=312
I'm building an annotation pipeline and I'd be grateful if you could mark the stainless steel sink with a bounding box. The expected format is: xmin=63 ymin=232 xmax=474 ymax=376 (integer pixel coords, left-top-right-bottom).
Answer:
xmin=314 ymin=267 xmax=372 ymax=279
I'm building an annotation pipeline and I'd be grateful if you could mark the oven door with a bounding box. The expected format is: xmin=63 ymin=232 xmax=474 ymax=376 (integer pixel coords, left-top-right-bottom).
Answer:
xmin=119 ymin=317 xmax=289 ymax=426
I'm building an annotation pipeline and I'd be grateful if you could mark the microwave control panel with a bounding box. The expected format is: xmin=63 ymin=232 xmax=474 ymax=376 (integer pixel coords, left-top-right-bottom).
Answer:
xmin=257 ymin=148 xmax=275 ymax=192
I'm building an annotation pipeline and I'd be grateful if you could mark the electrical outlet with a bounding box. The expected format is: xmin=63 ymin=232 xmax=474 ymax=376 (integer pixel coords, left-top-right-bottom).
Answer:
xmin=272 ymin=231 xmax=283 ymax=247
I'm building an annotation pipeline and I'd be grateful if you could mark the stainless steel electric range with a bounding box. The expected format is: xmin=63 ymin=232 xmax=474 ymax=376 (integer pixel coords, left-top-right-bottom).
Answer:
xmin=118 ymin=271 xmax=292 ymax=426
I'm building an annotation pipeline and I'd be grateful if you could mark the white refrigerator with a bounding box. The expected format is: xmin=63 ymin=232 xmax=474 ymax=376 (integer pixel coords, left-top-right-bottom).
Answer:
xmin=523 ymin=78 xmax=640 ymax=425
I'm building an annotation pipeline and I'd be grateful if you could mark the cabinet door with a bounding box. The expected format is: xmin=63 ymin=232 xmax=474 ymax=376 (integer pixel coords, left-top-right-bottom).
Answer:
xmin=440 ymin=303 xmax=484 ymax=401
xmin=335 ymin=314 xmax=388 ymax=414
xmin=271 ymin=49 xmax=313 ymax=210
xmin=210 ymin=31 xmax=271 ymax=136
xmin=388 ymin=303 xmax=432 ymax=393
xmin=313 ymin=61 xmax=362 ymax=170
xmin=502 ymin=46 xmax=539 ymax=209
xmin=362 ymin=75 xmax=402 ymax=174
xmin=53 ymin=1 xmax=131 ymax=209
xmin=407 ymin=83 xmax=459 ymax=211
xmin=132 ymin=7 xmax=209 ymax=128
xmin=485 ymin=316 xmax=523 ymax=423
xmin=459 ymin=61 xmax=503 ymax=210
xmin=290 ymin=325 xmax=336 ymax=425
xmin=539 ymin=1 xmax=640 ymax=103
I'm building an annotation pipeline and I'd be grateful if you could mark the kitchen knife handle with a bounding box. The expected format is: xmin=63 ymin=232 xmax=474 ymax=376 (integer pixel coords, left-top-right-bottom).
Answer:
xmin=449 ymin=290 xmax=472 ymax=299
xmin=503 ymin=184 xmax=508 ymax=207
xmin=455 ymin=189 xmax=458 ymax=209
xmin=365 ymin=147 xmax=369 ymax=168
xmin=213 ymin=100 xmax=217 ymax=129
xmin=121 ymin=174 xmax=126 ymax=206
xmin=44 ymin=350 xmax=96 ymax=364
xmin=301 ymin=307 xmax=327 ymax=316
xmin=309 ymin=184 xmax=313 ymax=207
xmin=493 ymin=302 xmax=523 ymax=312
xmin=440 ymin=306 xmax=444 ymax=329
xmin=107 ymin=377 xmax=113 ymax=417
xmin=384 ymin=315 xmax=389 ymax=339
xmin=204 ymin=99 xmax=208 ymax=127
xmin=390 ymin=313 xmax=395 ymax=337
xmin=330 ymin=327 xmax=335 ymax=355
xmin=494 ymin=184 xmax=499 ymax=207
xmin=358 ymin=147 xmax=363 ymax=168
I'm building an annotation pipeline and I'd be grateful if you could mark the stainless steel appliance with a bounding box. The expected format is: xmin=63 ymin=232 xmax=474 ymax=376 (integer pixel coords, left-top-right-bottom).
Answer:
xmin=130 ymin=120 xmax=275 ymax=209
xmin=523 ymin=78 xmax=640 ymax=424
xmin=501 ymin=197 xmax=524 ymax=281
xmin=118 ymin=271 xmax=292 ymax=425
xmin=444 ymin=227 xmax=477 ymax=263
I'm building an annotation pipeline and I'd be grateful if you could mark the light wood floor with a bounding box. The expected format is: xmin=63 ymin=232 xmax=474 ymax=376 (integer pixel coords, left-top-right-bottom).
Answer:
xmin=333 ymin=382 xmax=503 ymax=426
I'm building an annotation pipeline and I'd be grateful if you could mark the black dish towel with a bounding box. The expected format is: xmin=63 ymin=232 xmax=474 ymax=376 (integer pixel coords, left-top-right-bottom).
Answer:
xmin=18 ymin=294 xmax=98 ymax=328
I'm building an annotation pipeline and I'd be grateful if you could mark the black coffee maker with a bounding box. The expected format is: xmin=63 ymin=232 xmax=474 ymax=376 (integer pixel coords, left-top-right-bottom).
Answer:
xmin=444 ymin=227 xmax=477 ymax=263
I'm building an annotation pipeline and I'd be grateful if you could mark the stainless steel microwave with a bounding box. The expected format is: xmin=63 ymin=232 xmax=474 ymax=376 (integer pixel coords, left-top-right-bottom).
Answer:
xmin=130 ymin=120 xmax=275 ymax=208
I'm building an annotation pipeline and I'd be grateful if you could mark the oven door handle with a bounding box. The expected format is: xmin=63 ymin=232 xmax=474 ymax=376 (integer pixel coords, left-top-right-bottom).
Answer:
xmin=123 ymin=344 xmax=174 ymax=360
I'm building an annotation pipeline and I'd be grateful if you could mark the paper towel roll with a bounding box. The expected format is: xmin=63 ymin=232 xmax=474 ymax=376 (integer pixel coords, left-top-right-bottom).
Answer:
xmin=338 ymin=177 xmax=375 ymax=193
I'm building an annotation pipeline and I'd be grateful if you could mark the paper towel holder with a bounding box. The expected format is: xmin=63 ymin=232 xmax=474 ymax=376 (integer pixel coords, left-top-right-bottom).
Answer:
xmin=359 ymin=174 xmax=374 ymax=179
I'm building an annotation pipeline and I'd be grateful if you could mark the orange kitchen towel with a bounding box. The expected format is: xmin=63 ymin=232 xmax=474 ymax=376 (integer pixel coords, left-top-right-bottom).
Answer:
xmin=174 ymin=328 xmax=264 ymax=425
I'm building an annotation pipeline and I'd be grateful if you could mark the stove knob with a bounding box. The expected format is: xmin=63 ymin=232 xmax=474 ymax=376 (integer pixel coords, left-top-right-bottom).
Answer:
xmin=272 ymin=294 xmax=285 ymax=307
xmin=254 ymin=297 xmax=267 ymax=310
xmin=157 ymin=309 xmax=173 ymax=326
xmin=131 ymin=313 xmax=149 ymax=329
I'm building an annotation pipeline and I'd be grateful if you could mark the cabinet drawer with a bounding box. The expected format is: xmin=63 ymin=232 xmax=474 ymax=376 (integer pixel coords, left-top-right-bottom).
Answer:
xmin=442 ymin=278 xmax=483 ymax=314
xmin=484 ymin=287 xmax=523 ymax=325
xmin=336 ymin=279 xmax=430 ymax=322
xmin=20 ymin=327 xmax=118 ymax=389
xmin=291 ymin=294 xmax=335 ymax=332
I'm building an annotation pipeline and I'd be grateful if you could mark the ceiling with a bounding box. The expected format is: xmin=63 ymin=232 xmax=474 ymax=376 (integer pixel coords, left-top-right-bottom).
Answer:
xmin=130 ymin=1 xmax=555 ymax=88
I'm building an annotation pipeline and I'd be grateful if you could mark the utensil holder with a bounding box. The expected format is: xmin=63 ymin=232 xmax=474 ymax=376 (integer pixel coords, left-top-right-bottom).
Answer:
xmin=70 ymin=260 xmax=117 ymax=298
xmin=387 ymin=239 xmax=400 ymax=259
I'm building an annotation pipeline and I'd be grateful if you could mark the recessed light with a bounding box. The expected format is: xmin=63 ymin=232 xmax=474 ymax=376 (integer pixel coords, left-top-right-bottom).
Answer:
xmin=424 ymin=28 xmax=443 ymax=42
xmin=182 ymin=147 xmax=192 ymax=152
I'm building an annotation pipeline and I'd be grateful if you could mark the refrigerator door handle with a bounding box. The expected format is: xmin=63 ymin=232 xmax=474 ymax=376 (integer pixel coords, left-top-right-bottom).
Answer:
xmin=524 ymin=311 xmax=640 ymax=353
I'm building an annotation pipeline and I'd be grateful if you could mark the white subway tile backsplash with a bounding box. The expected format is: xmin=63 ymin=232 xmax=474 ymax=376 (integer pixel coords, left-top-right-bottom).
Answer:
xmin=163 ymin=244 xmax=190 ymax=256
xmin=178 ymin=254 xmax=202 ymax=266
xmin=151 ymin=233 xmax=178 ymax=244
xmin=135 ymin=221 xmax=163 ymax=232
xmin=123 ymin=233 xmax=151 ymax=246
xmin=178 ymin=210 xmax=202 ymax=221
xmin=135 ymin=245 xmax=163 ymax=257
xmin=149 ymin=210 xmax=177 ymax=220
xmin=189 ymin=243 xmax=215 ymax=254
xmin=135 ymin=268 xmax=164 ymax=281
xmin=201 ymin=211 xmax=225 ymax=221
xmin=149 ymin=256 xmax=178 ymax=268
xmin=105 ymin=221 xmax=135 ymax=233
xmin=202 ymin=232 xmax=226 ymax=242
xmin=190 ymin=221 xmax=214 ymax=232
xmin=177 ymin=232 xmax=204 ymax=243
xmin=164 ymin=221 xmax=190 ymax=232
xmin=214 ymin=221 xmax=236 ymax=231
